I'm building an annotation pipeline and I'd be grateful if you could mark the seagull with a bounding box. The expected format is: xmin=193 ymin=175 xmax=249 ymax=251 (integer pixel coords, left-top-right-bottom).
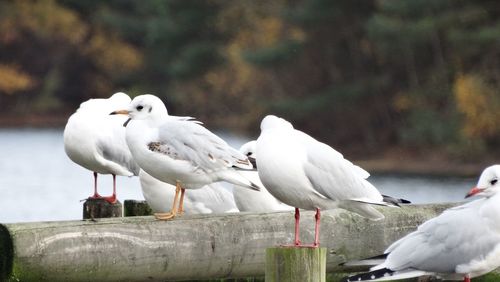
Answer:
xmin=256 ymin=115 xmax=409 ymax=247
xmin=111 ymin=94 xmax=260 ymax=220
xmin=233 ymin=141 xmax=293 ymax=212
xmin=140 ymin=169 xmax=238 ymax=214
xmin=63 ymin=92 xmax=139 ymax=203
xmin=341 ymin=165 xmax=500 ymax=282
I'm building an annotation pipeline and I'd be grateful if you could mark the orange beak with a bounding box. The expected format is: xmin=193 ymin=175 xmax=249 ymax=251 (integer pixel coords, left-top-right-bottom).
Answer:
xmin=465 ymin=187 xmax=484 ymax=198
xmin=109 ymin=109 xmax=129 ymax=115
xmin=109 ymin=109 xmax=131 ymax=127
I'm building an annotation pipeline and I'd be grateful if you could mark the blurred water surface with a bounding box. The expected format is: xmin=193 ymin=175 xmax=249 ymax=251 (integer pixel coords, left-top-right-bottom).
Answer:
xmin=0 ymin=128 xmax=475 ymax=223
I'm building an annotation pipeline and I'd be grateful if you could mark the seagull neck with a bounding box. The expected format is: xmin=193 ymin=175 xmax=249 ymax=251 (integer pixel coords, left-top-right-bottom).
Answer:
xmin=146 ymin=115 xmax=167 ymax=127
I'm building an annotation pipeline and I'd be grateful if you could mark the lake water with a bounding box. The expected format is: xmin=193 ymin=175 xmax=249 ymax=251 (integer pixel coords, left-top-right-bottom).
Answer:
xmin=0 ymin=128 xmax=476 ymax=224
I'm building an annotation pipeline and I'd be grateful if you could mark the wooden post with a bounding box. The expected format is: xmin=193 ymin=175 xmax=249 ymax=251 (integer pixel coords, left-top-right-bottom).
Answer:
xmin=0 ymin=224 xmax=13 ymax=281
xmin=266 ymin=247 xmax=326 ymax=282
xmin=82 ymin=198 xmax=122 ymax=219
xmin=124 ymin=200 xmax=153 ymax=217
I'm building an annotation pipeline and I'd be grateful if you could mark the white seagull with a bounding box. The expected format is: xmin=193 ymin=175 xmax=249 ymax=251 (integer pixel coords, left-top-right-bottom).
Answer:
xmin=256 ymin=115 xmax=408 ymax=247
xmin=233 ymin=141 xmax=293 ymax=212
xmin=342 ymin=165 xmax=500 ymax=282
xmin=63 ymin=92 xmax=139 ymax=203
xmin=140 ymin=169 xmax=238 ymax=214
xmin=111 ymin=94 xmax=260 ymax=220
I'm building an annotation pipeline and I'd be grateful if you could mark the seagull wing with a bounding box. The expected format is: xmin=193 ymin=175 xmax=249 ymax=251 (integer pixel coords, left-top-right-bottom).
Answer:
xmin=97 ymin=116 xmax=140 ymax=175
xmin=299 ymin=130 xmax=382 ymax=202
xmin=383 ymin=199 xmax=500 ymax=274
xmin=151 ymin=119 xmax=252 ymax=171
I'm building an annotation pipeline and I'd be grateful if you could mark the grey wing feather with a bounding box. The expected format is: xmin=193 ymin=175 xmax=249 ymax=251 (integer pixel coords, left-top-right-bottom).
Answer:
xmin=97 ymin=117 xmax=140 ymax=175
xmin=300 ymin=131 xmax=382 ymax=202
xmin=385 ymin=200 xmax=500 ymax=273
xmin=98 ymin=132 xmax=140 ymax=175
xmin=153 ymin=119 xmax=251 ymax=170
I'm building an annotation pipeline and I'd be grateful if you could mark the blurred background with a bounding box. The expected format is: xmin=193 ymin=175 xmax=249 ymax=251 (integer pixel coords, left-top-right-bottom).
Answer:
xmin=0 ymin=0 xmax=498 ymax=222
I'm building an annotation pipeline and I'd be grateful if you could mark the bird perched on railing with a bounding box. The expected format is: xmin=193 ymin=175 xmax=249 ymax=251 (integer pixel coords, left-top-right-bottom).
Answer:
xmin=111 ymin=94 xmax=260 ymax=220
xmin=255 ymin=115 xmax=409 ymax=247
xmin=341 ymin=165 xmax=500 ymax=282
xmin=64 ymin=92 xmax=139 ymax=203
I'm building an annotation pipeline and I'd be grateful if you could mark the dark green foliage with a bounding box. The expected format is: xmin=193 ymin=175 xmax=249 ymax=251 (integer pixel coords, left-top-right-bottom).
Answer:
xmin=2 ymin=0 xmax=500 ymax=158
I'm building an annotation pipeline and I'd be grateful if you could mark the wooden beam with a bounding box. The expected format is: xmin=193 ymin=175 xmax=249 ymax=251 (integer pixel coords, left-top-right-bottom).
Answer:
xmin=2 ymin=204 xmax=455 ymax=281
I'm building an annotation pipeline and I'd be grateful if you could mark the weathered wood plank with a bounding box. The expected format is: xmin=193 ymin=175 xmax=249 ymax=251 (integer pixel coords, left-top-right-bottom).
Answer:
xmin=2 ymin=204 xmax=456 ymax=281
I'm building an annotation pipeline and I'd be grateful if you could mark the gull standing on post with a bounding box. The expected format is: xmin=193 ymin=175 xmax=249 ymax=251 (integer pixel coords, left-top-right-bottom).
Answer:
xmin=64 ymin=92 xmax=139 ymax=203
xmin=111 ymin=94 xmax=260 ymax=220
xmin=342 ymin=165 xmax=500 ymax=282
xmin=256 ymin=115 xmax=408 ymax=247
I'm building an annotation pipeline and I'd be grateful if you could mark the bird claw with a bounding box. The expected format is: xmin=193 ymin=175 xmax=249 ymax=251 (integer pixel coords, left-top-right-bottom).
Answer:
xmin=154 ymin=212 xmax=177 ymax=220
xmin=280 ymin=243 xmax=319 ymax=248
xmin=86 ymin=195 xmax=117 ymax=204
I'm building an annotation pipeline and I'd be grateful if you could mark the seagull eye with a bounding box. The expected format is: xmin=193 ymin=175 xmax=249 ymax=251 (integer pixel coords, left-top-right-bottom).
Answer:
xmin=491 ymin=179 xmax=498 ymax=185
xmin=136 ymin=105 xmax=144 ymax=111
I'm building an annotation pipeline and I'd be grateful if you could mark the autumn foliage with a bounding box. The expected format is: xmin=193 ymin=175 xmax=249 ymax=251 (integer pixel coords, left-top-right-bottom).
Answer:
xmin=1 ymin=0 xmax=500 ymax=157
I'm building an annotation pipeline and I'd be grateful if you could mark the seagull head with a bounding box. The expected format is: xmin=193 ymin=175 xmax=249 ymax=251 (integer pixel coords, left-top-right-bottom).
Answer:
xmin=108 ymin=92 xmax=132 ymax=104
xmin=239 ymin=140 xmax=257 ymax=168
xmin=260 ymin=115 xmax=293 ymax=131
xmin=110 ymin=94 xmax=168 ymax=127
xmin=466 ymin=165 xmax=500 ymax=198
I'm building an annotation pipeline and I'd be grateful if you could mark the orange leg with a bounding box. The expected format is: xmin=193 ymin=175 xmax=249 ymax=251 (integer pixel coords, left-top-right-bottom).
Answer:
xmin=154 ymin=181 xmax=181 ymax=220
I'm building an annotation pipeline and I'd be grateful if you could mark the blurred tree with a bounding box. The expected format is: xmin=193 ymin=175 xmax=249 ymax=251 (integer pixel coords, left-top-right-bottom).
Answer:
xmin=186 ymin=0 xmax=306 ymax=130
xmin=454 ymin=74 xmax=500 ymax=140
xmin=366 ymin=0 xmax=500 ymax=153
xmin=1 ymin=0 xmax=500 ymax=159
xmin=0 ymin=64 xmax=35 ymax=95
xmin=0 ymin=0 xmax=142 ymax=113
xmin=67 ymin=0 xmax=225 ymax=111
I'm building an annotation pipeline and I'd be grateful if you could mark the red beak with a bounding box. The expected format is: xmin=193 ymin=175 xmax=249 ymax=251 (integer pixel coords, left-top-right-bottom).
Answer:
xmin=465 ymin=187 xmax=484 ymax=198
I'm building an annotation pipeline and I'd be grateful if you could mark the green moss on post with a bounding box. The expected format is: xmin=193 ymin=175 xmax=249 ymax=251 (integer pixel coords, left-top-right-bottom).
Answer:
xmin=0 ymin=224 xmax=13 ymax=281
xmin=265 ymin=247 xmax=326 ymax=282
xmin=124 ymin=200 xmax=153 ymax=217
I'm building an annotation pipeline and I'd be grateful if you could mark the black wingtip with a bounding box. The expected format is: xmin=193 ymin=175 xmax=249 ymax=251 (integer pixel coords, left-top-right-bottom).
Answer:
xmin=341 ymin=268 xmax=395 ymax=282
xmin=250 ymin=182 xmax=261 ymax=191
xmin=382 ymin=194 xmax=412 ymax=206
